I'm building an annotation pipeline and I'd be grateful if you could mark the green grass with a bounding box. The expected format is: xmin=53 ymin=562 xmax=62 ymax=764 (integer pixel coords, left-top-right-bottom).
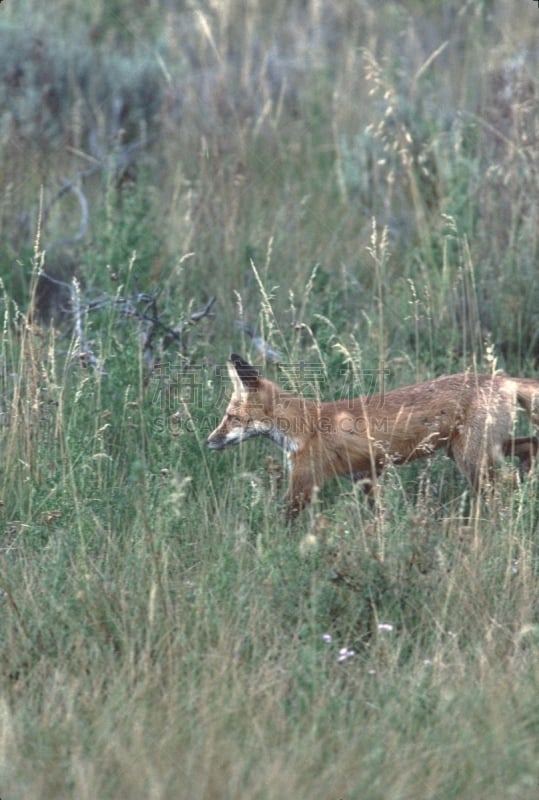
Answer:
xmin=1 ymin=1 xmax=539 ymax=797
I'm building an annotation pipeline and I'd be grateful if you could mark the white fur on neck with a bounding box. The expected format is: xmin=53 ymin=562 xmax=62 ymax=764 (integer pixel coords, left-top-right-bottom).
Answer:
xmin=265 ymin=423 xmax=299 ymax=454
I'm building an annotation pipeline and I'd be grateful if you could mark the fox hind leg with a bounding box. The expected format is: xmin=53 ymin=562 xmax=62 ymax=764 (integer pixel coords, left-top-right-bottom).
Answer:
xmin=502 ymin=436 xmax=539 ymax=477
xmin=449 ymin=428 xmax=505 ymax=490
xmin=450 ymin=430 xmax=539 ymax=489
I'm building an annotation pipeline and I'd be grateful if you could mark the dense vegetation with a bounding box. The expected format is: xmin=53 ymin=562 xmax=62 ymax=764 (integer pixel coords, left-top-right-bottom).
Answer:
xmin=1 ymin=1 xmax=539 ymax=797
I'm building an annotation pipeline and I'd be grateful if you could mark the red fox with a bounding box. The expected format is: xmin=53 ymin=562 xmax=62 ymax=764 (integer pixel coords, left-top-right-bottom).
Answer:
xmin=207 ymin=354 xmax=539 ymax=516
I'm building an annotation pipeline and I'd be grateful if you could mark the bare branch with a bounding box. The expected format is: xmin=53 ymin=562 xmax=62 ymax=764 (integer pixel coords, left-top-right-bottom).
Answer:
xmin=42 ymin=166 xmax=99 ymax=247
xmin=37 ymin=272 xmax=215 ymax=374
xmin=39 ymin=133 xmax=158 ymax=251
xmin=69 ymin=277 xmax=105 ymax=375
xmin=235 ymin=320 xmax=283 ymax=363
xmin=190 ymin=296 xmax=216 ymax=322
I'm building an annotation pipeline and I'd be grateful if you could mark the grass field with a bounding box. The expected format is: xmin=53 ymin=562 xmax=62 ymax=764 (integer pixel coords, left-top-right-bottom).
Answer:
xmin=1 ymin=1 xmax=539 ymax=798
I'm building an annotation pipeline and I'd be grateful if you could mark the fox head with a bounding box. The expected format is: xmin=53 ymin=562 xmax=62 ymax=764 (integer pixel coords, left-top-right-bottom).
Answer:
xmin=206 ymin=354 xmax=272 ymax=451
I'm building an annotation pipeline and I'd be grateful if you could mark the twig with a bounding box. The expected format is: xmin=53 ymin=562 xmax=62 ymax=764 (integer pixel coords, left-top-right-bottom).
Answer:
xmin=42 ymin=167 xmax=98 ymax=248
xmin=69 ymin=277 xmax=105 ymax=374
xmin=39 ymin=133 xmax=159 ymax=251
xmin=38 ymin=272 xmax=215 ymax=373
xmin=190 ymin=296 xmax=216 ymax=322
xmin=235 ymin=320 xmax=283 ymax=363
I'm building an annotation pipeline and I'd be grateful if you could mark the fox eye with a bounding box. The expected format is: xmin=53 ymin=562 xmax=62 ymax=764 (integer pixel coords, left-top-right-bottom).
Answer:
xmin=227 ymin=413 xmax=241 ymax=424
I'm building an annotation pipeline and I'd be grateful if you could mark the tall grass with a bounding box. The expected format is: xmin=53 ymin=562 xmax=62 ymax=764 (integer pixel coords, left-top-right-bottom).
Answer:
xmin=1 ymin=1 xmax=539 ymax=798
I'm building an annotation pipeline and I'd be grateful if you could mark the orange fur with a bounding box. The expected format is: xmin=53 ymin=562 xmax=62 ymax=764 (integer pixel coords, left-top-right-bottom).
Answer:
xmin=207 ymin=354 xmax=539 ymax=516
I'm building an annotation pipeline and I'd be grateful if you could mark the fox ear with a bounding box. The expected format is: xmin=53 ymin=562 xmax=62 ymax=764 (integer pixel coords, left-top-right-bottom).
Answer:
xmin=229 ymin=353 xmax=260 ymax=388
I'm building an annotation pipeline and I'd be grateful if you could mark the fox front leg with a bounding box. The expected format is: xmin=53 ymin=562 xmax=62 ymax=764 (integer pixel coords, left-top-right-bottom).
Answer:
xmin=284 ymin=458 xmax=319 ymax=519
